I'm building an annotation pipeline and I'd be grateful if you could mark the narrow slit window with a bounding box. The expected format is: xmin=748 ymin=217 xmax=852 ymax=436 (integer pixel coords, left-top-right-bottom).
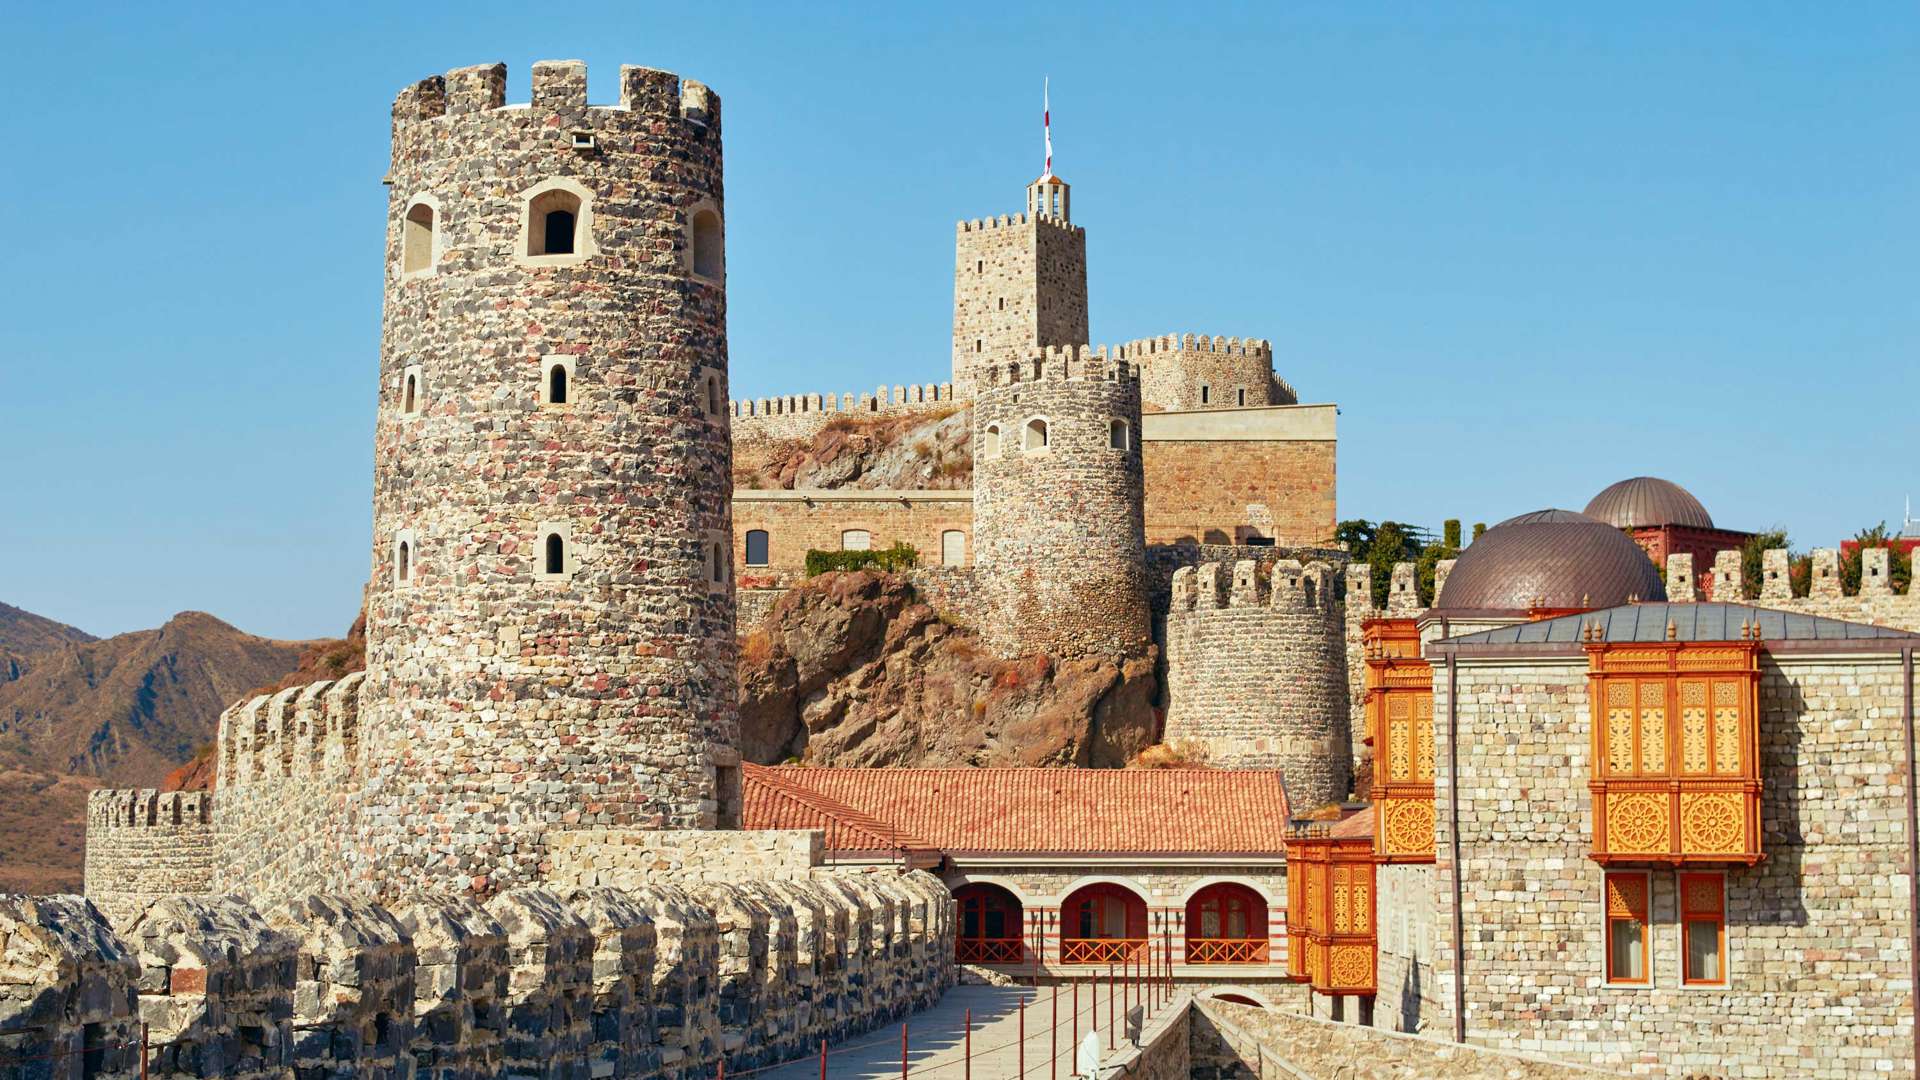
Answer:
xmin=1237 ymin=387 xmax=1247 ymax=406
xmin=711 ymin=543 xmax=725 ymax=583
xmin=396 ymin=540 xmax=411 ymax=584
xmin=404 ymin=373 xmax=418 ymax=414
xmin=1200 ymin=384 xmax=1211 ymax=405
xmin=1604 ymin=873 xmax=1649 ymax=985
xmin=545 ymin=533 xmax=566 ymax=575
xmin=706 ymin=376 xmax=720 ymax=416
xmin=548 ymin=364 xmax=568 ymax=404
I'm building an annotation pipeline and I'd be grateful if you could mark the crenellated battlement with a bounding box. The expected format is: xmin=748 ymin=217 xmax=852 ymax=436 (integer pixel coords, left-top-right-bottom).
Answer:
xmin=968 ymin=344 xmax=1137 ymax=390
xmin=218 ymin=671 xmax=366 ymax=791
xmin=87 ymin=788 xmax=212 ymax=830
xmin=1109 ymin=333 xmax=1273 ymax=360
xmin=731 ymin=381 xmax=957 ymax=420
xmin=1701 ymin=548 xmax=1920 ymax=632
xmin=392 ymin=60 xmax=720 ymax=130
xmin=955 ymin=212 xmax=1083 ymax=237
xmin=1170 ymin=559 xmax=1340 ymax=616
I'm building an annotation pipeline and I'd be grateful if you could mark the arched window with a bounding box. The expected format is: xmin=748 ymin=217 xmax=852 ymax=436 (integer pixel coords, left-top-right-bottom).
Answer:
xmin=404 ymin=373 xmax=418 ymax=414
xmin=522 ymin=181 xmax=593 ymax=262
xmin=545 ymin=533 xmax=566 ymax=575
xmin=548 ymin=364 xmax=568 ymax=405
xmin=1108 ymin=419 xmax=1130 ymax=451
xmin=1024 ymin=418 xmax=1049 ymax=451
xmin=954 ymin=883 xmax=1024 ymax=964
xmin=1059 ymin=883 xmax=1147 ymax=964
xmin=745 ymin=530 xmax=770 ymax=566
xmin=402 ymin=200 xmax=435 ymax=275
xmin=541 ymin=356 xmax=575 ymax=407
xmin=941 ymin=530 xmax=966 ymax=566
xmin=1185 ymin=883 xmax=1269 ymax=964
xmin=396 ymin=540 xmax=411 ymax=585
xmin=841 ymin=529 xmax=871 ymax=552
xmin=691 ymin=207 xmax=723 ymax=280
xmin=983 ymin=425 xmax=1001 ymax=458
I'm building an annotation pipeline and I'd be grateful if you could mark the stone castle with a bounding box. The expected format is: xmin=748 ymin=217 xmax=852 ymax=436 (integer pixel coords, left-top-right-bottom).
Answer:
xmin=12 ymin=53 xmax=1920 ymax=1080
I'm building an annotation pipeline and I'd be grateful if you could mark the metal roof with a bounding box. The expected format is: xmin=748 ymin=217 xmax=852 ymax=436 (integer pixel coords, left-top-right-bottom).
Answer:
xmin=1437 ymin=509 xmax=1666 ymax=612
xmin=1584 ymin=476 xmax=1715 ymax=530
xmin=1439 ymin=603 xmax=1919 ymax=647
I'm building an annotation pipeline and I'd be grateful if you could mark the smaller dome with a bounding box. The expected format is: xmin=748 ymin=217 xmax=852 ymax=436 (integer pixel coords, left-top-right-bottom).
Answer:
xmin=1437 ymin=509 xmax=1666 ymax=611
xmin=1584 ymin=477 xmax=1713 ymax=530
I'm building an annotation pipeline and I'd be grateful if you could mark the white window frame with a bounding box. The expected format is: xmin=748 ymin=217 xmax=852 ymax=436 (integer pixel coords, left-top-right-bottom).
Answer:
xmin=841 ymin=529 xmax=872 ymax=552
xmin=401 ymin=364 xmax=425 ymax=417
xmin=540 ymin=355 xmax=576 ymax=407
xmin=400 ymin=193 xmax=441 ymax=279
xmin=941 ymin=529 xmax=967 ymax=566
xmin=391 ymin=528 xmax=416 ymax=588
xmin=518 ymin=177 xmax=596 ymax=268
xmin=1023 ymin=416 xmax=1051 ymax=452
xmin=536 ymin=521 xmax=575 ymax=582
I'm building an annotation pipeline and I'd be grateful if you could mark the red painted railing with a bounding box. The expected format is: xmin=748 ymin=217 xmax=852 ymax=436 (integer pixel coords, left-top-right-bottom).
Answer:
xmin=954 ymin=937 xmax=1025 ymax=964
xmin=1059 ymin=938 xmax=1147 ymax=964
xmin=1184 ymin=937 xmax=1270 ymax=964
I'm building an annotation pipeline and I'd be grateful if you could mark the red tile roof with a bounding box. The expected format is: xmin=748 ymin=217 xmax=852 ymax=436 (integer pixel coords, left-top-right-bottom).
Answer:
xmin=742 ymin=765 xmax=937 ymax=858
xmin=745 ymin=766 xmax=1292 ymax=856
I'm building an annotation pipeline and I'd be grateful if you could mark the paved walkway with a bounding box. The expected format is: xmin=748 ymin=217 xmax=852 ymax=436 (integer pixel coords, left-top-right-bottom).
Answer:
xmin=751 ymin=983 xmax=1175 ymax=1079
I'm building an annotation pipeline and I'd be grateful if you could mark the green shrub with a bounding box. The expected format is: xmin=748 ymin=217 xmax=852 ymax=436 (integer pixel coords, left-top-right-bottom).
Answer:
xmin=804 ymin=542 xmax=919 ymax=577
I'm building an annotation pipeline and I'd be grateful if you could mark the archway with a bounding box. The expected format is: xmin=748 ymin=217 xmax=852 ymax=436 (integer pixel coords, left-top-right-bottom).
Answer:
xmin=1060 ymin=882 xmax=1147 ymax=964
xmin=1185 ymin=882 xmax=1269 ymax=964
xmin=953 ymin=883 xmax=1024 ymax=964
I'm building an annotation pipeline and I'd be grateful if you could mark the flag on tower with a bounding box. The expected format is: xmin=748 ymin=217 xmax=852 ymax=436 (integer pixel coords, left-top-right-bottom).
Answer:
xmin=1043 ymin=77 xmax=1053 ymax=179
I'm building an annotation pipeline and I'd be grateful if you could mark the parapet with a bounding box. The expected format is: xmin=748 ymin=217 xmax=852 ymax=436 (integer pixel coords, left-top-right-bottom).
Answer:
xmin=731 ymin=381 xmax=957 ymax=420
xmin=1109 ymin=333 xmax=1273 ymax=360
xmin=956 ymin=211 xmax=1084 ymax=238
xmin=88 ymin=787 xmax=211 ymax=830
xmin=968 ymin=344 xmax=1137 ymax=391
xmin=392 ymin=60 xmax=720 ymax=130
xmin=1170 ymin=559 xmax=1339 ymax=616
xmin=218 ymin=671 xmax=365 ymax=790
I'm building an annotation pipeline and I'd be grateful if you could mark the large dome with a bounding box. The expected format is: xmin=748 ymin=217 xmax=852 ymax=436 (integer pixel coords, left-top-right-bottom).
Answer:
xmin=1437 ymin=509 xmax=1667 ymax=611
xmin=1583 ymin=477 xmax=1713 ymax=530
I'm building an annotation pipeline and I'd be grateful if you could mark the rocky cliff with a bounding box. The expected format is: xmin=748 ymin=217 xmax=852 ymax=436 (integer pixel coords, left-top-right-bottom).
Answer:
xmin=735 ymin=408 xmax=972 ymax=491
xmin=738 ymin=570 xmax=1158 ymax=768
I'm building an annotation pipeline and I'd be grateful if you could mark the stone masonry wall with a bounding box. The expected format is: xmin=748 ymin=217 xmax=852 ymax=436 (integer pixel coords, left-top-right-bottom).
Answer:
xmin=1191 ymin=999 xmax=1623 ymax=1079
xmin=951 ymin=210 xmax=1088 ymax=394
xmin=1165 ymin=560 xmax=1352 ymax=807
xmin=7 ymin=870 xmax=953 ymax=1079
xmin=547 ymin=829 xmax=825 ymax=888
xmin=1143 ymin=436 xmax=1336 ymax=547
xmin=1371 ymin=862 xmax=1440 ymax=1036
xmin=363 ymin=60 xmax=740 ymax=899
xmin=1698 ymin=547 xmax=1920 ymax=631
xmin=729 ymin=382 xmax=956 ymax=446
xmin=971 ymin=348 xmax=1150 ymax=660
xmin=1121 ymin=334 xmax=1281 ymax=413
xmin=82 ymin=790 xmax=214 ymax=929
xmin=1428 ymin=652 xmax=1916 ymax=1077
xmin=731 ymin=491 xmax=973 ymax=588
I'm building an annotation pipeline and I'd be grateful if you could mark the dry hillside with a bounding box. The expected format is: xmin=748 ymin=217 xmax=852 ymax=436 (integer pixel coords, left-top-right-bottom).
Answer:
xmin=735 ymin=409 xmax=971 ymax=491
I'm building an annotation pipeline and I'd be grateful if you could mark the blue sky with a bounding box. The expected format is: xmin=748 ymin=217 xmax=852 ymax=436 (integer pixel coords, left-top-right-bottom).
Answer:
xmin=1 ymin=3 xmax=1914 ymax=640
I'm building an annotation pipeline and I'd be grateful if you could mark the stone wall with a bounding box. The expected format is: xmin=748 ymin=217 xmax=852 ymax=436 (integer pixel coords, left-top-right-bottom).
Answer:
xmin=4 ymin=870 xmax=953 ymax=1079
xmin=951 ymin=209 xmax=1088 ymax=394
xmin=731 ymin=490 xmax=974 ymax=587
xmin=729 ymin=382 xmax=957 ymax=446
xmin=1702 ymin=547 xmax=1920 ymax=631
xmin=363 ymin=60 xmax=739 ymax=899
xmin=1164 ymin=560 xmax=1352 ymax=806
xmin=971 ymin=348 xmax=1150 ymax=660
xmin=1190 ymin=999 xmax=1624 ymax=1078
xmin=1371 ymin=863 xmax=1439 ymax=1035
xmin=547 ymin=829 xmax=825 ymax=888
xmin=1142 ymin=428 xmax=1336 ymax=547
xmin=1428 ymin=651 xmax=1917 ymax=1077
xmin=1120 ymin=334 xmax=1281 ymax=413
xmin=82 ymin=790 xmax=214 ymax=928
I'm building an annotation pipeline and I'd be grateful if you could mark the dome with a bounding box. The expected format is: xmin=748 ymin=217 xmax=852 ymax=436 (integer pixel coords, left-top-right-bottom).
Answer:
xmin=1583 ymin=477 xmax=1713 ymax=530
xmin=1437 ymin=508 xmax=1666 ymax=611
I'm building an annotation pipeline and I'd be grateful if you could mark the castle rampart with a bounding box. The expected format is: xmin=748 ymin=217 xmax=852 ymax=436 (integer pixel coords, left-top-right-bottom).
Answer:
xmin=1108 ymin=333 xmax=1296 ymax=412
xmin=82 ymin=790 xmax=215 ymax=928
xmin=728 ymin=383 xmax=958 ymax=444
xmin=1703 ymin=547 xmax=1920 ymax=631
xmin=1165 ymin=560 xmax=1353 ymax=807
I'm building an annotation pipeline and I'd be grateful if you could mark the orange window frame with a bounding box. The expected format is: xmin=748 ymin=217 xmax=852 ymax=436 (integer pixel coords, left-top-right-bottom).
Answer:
xmin=1679 ymin=872 xmax=1727 ymax=986
xmin=1604 ymin=871 xmax=1651 ymax=986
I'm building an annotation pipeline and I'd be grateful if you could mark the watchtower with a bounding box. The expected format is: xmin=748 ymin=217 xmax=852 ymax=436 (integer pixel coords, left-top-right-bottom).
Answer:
xmin=951 ymin=175 xmax=1088 ymax=396
xmin=362 ymin=60 xmax=740 ymax=898
xmin=969 ymin=347 xmax=1150 ymax=661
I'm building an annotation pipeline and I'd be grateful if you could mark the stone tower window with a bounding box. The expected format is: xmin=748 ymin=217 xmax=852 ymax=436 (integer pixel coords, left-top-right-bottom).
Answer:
xmin=519 ymin=179 xmax=596 ymax=266
xmin=984 ymin=424 xmax=1001 ymax=457
xmin=841 ymin=529 xmax=871 ymax=552
xmin=1109 ymin=419 xmax=1130 ymax=451
xmin=540 ymin=356 xmax=575 ymax=407
xmin=941 ymin=530 xmax=966 ymax=566
xmin=745 ymin=530 xmax=770 ymax=566
xmin=1237 ymin=387 xmax=1247 ymax=406
xmin=401 ymin=364 xmax=424 ymax=416
xmin=536 ymin=522 xmax=573 ymax=581
xmin=401 ymin=197 xmax=437 ymax=277
xmin=689 ymin=204 xmax=724 ymax=282
xmin=1200 ymin=384 xmax=1211 ymax=405
xmin=392 ymin=529 xmax=416 ymax=588
xmin=1024 ymin=418 xmax=1049 ymax=451
xmin=699 ymin=366 xmax=725 ymax=420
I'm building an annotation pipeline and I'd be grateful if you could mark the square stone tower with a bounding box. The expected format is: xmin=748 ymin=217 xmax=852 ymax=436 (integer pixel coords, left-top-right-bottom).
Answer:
xmin=951 ymin=175 xmax=1088 ymax=395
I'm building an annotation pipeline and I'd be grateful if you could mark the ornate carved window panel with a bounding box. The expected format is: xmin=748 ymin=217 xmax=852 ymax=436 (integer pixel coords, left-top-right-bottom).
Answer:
xmin=1286 ymin=815 xmax=1376 ymax=996
xmin=1364 ymin=618 xmax=1435 ymax=863
xmin=1588 ymin=642 xmax=1762 ymax=865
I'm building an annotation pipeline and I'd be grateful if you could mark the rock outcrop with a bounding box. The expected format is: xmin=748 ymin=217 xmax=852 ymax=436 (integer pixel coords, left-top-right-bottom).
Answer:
xmin=738 ymin=571 xmax=1157 ymax=768
xmin=735 ymin=408 xmax=972 ymax=491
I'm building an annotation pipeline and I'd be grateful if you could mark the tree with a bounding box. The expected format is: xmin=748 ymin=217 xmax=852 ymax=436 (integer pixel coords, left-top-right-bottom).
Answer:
xmin=1443 ymin=520 xmax=1462 ymax=548
xmin=1341 ymin=517 xmax=1455 ymax=607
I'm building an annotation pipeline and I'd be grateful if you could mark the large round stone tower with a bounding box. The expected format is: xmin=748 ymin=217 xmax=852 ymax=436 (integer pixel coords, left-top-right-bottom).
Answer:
xmin=360 ymin=61 xmax=738 ymax=897
xmin=970 ymin=347 xmax=1151 ymax=660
